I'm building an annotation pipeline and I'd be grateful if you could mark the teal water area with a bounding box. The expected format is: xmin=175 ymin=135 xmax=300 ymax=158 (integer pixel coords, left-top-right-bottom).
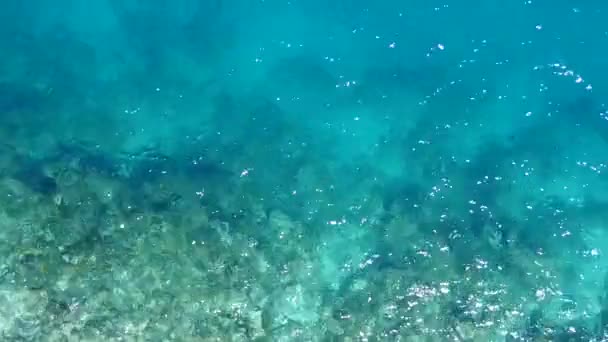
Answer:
xmin=1 ymin=1 xmax=608 ymax=340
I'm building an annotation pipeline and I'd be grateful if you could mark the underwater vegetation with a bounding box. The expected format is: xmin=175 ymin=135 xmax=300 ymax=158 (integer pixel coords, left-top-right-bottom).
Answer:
xmin=1 ymin=0 xmax=608 ymax=341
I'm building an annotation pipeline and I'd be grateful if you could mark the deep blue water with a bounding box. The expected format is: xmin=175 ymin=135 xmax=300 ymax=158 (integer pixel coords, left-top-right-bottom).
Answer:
xmin=1 ymin=1 xmax=608 ymax=340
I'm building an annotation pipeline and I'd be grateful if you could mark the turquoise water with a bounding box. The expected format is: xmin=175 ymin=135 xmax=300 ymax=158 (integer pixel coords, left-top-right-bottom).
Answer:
xmin=1 ymin=1 xmax=608 ymax=340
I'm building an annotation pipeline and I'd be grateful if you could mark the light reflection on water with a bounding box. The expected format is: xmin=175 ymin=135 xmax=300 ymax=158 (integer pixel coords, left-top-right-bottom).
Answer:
xmin=0 ymin=0 xmax=607 ymax=340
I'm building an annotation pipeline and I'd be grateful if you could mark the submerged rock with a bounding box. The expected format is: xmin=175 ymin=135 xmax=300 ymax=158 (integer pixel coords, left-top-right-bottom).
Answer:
xmin=13 ymin=163 xmax=57 ymax=195
xmin=272 ymin=284 xmax=321 ymax=326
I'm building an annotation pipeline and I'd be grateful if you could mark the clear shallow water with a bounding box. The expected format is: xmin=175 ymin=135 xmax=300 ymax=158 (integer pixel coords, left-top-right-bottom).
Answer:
xmin=1 ymin=1 xmax=608 ymax=341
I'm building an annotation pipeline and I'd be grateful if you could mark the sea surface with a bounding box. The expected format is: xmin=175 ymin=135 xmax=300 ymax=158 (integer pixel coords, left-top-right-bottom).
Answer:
xmin=1 ymin=1 xmax=608 ymax=341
